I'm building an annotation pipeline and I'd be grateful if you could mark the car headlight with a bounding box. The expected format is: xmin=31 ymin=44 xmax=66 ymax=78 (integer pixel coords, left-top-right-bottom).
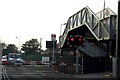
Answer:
xmin=9 ymin=58 xmax=13 ymax=61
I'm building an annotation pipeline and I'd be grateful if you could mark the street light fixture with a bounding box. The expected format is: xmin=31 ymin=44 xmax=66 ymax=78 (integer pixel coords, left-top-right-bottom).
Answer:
xmin=59 ymin=23 xmax=66 ymax=47
xmin=60 ymin=23 xmax=67 ymax=36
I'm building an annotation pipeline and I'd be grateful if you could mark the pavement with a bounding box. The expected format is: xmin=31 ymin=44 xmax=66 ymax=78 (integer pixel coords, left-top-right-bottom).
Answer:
xmin=73 ymin=72 xmax=114 ymax=79
xmin=24 ymin=64 xmax=117 ymax=79
xmin=55 ymin=69 xmax=115 ymax=79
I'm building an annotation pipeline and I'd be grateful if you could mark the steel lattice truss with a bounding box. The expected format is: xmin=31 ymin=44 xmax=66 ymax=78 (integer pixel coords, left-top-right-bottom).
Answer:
xmin=60 ymin=6 xmax=117 ymax=48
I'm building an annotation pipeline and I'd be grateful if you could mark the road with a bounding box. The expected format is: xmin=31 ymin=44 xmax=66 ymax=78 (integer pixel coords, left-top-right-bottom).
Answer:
xmin=2 ymin=65 xmax=76 ymax=80
xmin=0 ymin=63 xmax=2 ymax=80
xmin=1 ymin=64 xmax=115 ymax=80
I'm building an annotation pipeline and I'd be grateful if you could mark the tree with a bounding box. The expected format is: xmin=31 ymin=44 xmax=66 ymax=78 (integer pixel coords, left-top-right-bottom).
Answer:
xmin=1 ymin=42 xmax=6 ymax=49
xmin=2 ymin=44 xmax=18 ymax=56
xmin=21 ymin=38 xmax=40 ymax=56
xmin=7 ymin=44 xmax=18 ymax=53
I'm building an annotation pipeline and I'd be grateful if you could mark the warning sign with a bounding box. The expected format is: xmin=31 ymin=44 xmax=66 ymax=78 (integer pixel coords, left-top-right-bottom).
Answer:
xmin=51 ymin=34 xmax=56 ymax=41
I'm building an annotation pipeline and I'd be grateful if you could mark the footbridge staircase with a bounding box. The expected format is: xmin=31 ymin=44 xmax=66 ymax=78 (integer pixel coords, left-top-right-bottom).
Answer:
xmin=59 ymin=6 xmax=117 ymax=57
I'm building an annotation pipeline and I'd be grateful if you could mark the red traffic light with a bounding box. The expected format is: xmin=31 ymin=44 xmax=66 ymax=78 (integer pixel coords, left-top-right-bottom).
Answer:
xmin=78 ymin=37 xmax=83 ymax=42
xmin=68 ymin=36 xmax=84 ymax=47
xmin=70 ymin=37 xmax=75 ymax=41
xmin=77 ymin=37 xmax=83 ymax=45
xmin=78 ymin=37 xmax=82 ymax=41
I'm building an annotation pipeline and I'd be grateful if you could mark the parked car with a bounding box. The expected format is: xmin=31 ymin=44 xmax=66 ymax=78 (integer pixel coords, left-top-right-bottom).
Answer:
xmin=8 ymin=53 xmax=23 ymax=66
xmin=2 ymin=56 xmax=8 ymax=65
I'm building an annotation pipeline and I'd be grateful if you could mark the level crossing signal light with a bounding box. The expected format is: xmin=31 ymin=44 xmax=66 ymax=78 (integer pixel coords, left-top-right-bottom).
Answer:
xmin=68 ymin=36 xmax=83 ymax=47
xmin=77 ymin=36 xmax=83 ymax=45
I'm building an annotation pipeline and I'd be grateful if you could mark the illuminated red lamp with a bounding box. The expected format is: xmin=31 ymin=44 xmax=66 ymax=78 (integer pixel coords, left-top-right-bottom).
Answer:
xmin=70 ymin=37 xmax=75 ymax=41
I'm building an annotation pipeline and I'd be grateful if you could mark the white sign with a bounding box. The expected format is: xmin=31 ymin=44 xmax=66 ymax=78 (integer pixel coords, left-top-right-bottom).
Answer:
xmin=51 ymin=34 xmax=56 ymax=41
xmin=42 ymin=57 xmax=50 ymax=62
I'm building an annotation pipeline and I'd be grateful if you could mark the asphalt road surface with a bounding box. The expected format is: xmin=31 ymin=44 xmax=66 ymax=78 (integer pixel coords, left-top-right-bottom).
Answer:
xmin=1 ymin=64 xmax=115 ymax=80
xmin=0 ymin=64 xmax=2 ymax=80
xmin=2 ymin=65 xmax=76 ymax=80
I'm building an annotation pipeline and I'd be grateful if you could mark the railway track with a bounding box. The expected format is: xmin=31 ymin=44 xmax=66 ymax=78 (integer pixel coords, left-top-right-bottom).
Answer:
xmin=2 ymin=65 xmax=10 ymax=80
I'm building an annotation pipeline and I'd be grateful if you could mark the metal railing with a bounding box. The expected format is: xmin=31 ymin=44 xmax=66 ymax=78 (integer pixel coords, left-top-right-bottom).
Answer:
xmin=78 ymin=40 xmax=106 ymax=57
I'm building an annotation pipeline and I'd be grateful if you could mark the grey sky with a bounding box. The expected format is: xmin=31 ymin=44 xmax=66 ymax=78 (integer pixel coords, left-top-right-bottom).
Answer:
xmin=0 ymin=0 xmax=118 ymax=50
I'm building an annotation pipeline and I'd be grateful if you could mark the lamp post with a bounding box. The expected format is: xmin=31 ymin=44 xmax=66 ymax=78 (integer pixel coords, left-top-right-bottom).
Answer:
xmin=16 ymin=37 xmax=20 ymax=52
xmin=60 ymin=23 xmax=67 ymax=36
xmin=59 ymin=23 xmax=66 ymax=48
xmin=59 ymin=23 xmax=66 ymax=58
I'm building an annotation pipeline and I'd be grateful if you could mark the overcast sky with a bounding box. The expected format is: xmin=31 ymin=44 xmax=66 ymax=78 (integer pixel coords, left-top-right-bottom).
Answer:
xmin=0 ymin=0 xmax=118 ymax=50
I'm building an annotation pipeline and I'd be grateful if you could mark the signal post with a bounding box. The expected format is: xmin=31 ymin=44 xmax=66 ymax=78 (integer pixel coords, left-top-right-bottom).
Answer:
xmin=68 ymin=35 xmax=84 ymax=75
xmin=51 ymin=34 xmax=56 ymax=64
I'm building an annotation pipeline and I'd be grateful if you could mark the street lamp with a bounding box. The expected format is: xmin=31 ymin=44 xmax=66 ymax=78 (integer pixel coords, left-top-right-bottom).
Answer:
xmin=16 ymin=37 xmax=20 ymax=52
xmin=59 ymin=23 xmax=66 ymax=47
xmin=60 ymin=23 xmax=67 ymax=36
